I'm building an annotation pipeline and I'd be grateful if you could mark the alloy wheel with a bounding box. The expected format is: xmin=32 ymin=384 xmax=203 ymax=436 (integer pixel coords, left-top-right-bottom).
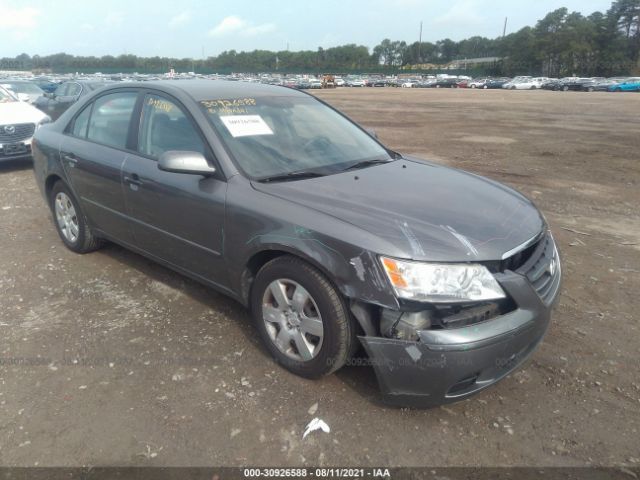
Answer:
xmin=262 ymin=279 xmax=324 ymax=362
xmin=54 ymin=192 xmax=79 ymax=243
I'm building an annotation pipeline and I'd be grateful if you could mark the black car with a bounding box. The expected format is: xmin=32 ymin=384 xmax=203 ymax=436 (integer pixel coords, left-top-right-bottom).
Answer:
xmin=431 ymin=78 xmax=459 ymax=88
xmin=32 ymin=80 xmax=560 ymax=407
xmin=485 ymin=78 xmax=510 ymax=89
xmin=367 ymin=79 xmax=387 ymax=87
xmin=34 ymin=80 xmax=110 ymax=120
xmin=561 ymin=78 xmax=599 ymax=91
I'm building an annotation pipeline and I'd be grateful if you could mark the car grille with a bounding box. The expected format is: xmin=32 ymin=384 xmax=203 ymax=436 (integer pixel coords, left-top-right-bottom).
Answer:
xmin=516 ymin=233 xmax=561 ymax=305
xmin=0 ymin=123 xmax=36 ymax=144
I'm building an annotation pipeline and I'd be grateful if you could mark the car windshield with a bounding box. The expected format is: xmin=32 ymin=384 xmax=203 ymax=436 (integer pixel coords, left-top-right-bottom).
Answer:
xmin=200 ymin=95 xmax=392 ymax=179
xmin=0 ymin=86 xmax=17 ymax=102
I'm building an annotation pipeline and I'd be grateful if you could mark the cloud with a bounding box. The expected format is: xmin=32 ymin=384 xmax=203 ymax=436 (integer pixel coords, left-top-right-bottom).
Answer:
xmin=80 ymin=23 xmax=95 ymax=31
xmin=433 ymin=0 xmax=484 ymax=26
xmin=0 ymin=4 xmax=40 ymax=29
xmin=168 ymin=11 xmax=191 ymax=29
xmin=105 ymin=12 xmax=124 ymax=28
xmin=208 ymin=15 xmax=276 ymax=37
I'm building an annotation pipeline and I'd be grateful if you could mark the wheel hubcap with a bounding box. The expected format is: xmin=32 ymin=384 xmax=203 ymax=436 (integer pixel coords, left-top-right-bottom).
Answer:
xmin=54 ymin=192 xmax=79 ymax=243
xmin=262 ymin=279 xmax=324 ymax=362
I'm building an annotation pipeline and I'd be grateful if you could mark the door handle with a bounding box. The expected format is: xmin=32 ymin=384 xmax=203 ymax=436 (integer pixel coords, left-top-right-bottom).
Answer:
xmin=61 ymin=153 xmax=78 ymax=165
xmin=124 ymin=173 xmax=143 ymax=189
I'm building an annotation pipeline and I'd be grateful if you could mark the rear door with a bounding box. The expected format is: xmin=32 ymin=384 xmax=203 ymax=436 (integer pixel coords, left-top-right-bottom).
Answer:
xmin=60 ymin=90 xmax=139 ymax=244
xmin=121 ymin=92 xmax=228 ymax=287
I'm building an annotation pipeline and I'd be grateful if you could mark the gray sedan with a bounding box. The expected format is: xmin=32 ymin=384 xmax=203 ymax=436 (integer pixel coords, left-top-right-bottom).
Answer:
xmin=32 ymin=80 xmax=561 ymax=407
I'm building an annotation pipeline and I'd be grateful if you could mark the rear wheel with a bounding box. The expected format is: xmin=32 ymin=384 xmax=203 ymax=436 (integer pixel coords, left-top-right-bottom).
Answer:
xmin=50 ymin=181 xmax=102 ymax=253
xmin=250 ymin=256 xmax=356 ymax=378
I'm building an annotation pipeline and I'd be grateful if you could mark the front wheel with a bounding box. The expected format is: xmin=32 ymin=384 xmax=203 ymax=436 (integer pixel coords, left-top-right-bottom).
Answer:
xmin=50 ymin=181 xmax=102 ymax=253
xmin=250 ymin=256 xmax=356 ymax=378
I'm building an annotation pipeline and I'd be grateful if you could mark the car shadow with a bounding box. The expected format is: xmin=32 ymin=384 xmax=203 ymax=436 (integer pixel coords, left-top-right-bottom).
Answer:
xmin=0 ymin=158 xmax=32 ymax=172
xmin=92 ymin=241 xmax=390 ymax=407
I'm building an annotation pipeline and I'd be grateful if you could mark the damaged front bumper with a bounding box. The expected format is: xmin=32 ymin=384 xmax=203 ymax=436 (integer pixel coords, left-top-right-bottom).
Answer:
xmin=359 ymin=269 xmax=558 ymax=408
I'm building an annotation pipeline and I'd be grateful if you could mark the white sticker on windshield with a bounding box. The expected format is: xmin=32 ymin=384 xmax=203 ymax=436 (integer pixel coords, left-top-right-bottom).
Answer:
xmin=220 ymin=115 xmax=273 ymax=137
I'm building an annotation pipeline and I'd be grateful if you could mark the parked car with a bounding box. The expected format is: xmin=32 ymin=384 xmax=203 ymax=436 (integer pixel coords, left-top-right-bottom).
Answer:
xmin=454 ymin=79 xmax=469 ymax=88
xmin=541 ymin=79 xmax=563 ymax=90
xmin=468 ymin=78 xmax=490 ymax=89
xmin=431 ymin=78 xmax=459 ymax=88
xmin=1 ymin=80 xmax=46 ymax=104
xmin=32 ymin=78 xmax=60 ymax=93
xmin=345 ymin=78 xmax=366 ymax=87
xmin=485 ymin=78 xmax=510 ymax=89
xmin=608 ymin=77 xmax=640 ymax=92
xmin=0 ymin=85 xmax=51 ymax=162
xmin=589 ymin=77 xmax=628 ymax=92
xmin=369 ymin=79 xmax=387 ymax=87
xmin=557 ymin=78 xmax=599 ymax=91
xmin=506 ymin=77 xmax=549 ymax=90
xmin=32 ymin=80 xmax=561 ymax=407
xmin=34 ymin=80 xmax=110 ymax=120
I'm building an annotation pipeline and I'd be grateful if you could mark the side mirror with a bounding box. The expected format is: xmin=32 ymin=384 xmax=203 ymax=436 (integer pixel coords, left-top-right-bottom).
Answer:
xmin=17 ymin=93 xmax=30 ymax=102
xmin=158 ymin=150 xmax=216 ymax=176
xmin=365 ymin=128 xmax=378 ymax=139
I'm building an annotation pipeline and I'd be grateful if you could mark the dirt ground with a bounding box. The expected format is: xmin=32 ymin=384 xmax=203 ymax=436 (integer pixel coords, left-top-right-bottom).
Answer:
xmin=0 ymin=88 xmax=638 ymax=467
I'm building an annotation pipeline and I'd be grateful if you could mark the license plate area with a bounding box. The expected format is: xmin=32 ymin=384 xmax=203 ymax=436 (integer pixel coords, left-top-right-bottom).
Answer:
xmin=2 ymin=142 xmax=28 ymax=156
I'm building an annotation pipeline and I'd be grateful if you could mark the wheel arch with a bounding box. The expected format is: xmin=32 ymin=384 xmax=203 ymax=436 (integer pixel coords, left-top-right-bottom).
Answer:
xmin=239 ymin=245 xmax=345 ymax=309
xmin=44 ymin=174 xmax=65 ymax=204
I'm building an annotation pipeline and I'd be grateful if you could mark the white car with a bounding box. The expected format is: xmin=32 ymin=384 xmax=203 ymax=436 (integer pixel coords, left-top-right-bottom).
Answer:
xmin=1 ymin=80 xmax=45 ymax=104
xmin=513 ymin=77 xmax=549 ymax=90
xmin=0 ymin=85 xmax=51 ymax=162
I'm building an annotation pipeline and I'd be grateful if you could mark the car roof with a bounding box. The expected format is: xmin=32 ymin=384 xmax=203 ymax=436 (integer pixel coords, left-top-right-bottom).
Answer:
xmin=112 ymin=79 xmax=304 ymax=101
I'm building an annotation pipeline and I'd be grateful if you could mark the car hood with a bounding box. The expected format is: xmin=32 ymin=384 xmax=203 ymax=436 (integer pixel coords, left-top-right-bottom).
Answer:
xmin=0 ymin=101 xmax=48 ymax=125
xmin=251 ymin=159 xmax=545 ymax=262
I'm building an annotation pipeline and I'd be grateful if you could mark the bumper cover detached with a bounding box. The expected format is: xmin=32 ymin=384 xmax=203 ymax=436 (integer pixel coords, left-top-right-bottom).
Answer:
xmin=359 ymin=270 xmax=559 ymax=408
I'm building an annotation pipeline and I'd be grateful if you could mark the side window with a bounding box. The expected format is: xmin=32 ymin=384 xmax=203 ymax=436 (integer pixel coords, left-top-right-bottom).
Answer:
xmin=67 ymin=83 xmax=81 ymax=97
xmin=138 ymin=94 xmax=205 ymax=159
xmin=70 ymin=104 xmax=92 ymax=138
xmin=86 ymin=92 xmax=137 ymax=149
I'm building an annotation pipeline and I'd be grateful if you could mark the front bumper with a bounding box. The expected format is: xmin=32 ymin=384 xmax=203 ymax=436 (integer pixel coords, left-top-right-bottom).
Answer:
xmin=0 ymin=140 xmax=33 ymax=161
xmin=359 ymin=268 xmax=559 ymax=408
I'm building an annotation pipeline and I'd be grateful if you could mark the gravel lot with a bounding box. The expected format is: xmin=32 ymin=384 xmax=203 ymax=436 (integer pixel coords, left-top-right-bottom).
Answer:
xmin=0 ymin=88 xmax=638 ymax=467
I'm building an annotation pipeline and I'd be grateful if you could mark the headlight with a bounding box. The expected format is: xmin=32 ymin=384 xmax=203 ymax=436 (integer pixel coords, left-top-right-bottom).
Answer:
xmin=380 ymin=256 xmax=506 ymax=303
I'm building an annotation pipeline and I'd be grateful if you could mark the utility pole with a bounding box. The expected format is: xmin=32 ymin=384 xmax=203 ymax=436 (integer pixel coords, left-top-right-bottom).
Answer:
xmin=502 ymin=17 xmax=508 ymax=38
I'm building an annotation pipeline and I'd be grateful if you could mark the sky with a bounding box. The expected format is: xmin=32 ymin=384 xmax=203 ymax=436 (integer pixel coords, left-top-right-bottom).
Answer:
xmin=0 ymin=0 xmax=614 ymax=58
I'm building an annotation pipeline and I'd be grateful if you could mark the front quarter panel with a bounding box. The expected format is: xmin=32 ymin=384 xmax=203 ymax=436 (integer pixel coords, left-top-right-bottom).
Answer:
xmin=224 ymin=176 xmax=399 ymax=309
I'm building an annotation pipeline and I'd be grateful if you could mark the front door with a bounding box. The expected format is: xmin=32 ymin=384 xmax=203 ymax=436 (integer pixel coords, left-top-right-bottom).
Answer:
xmin=121 ymin=93 xmax=228 ymax=287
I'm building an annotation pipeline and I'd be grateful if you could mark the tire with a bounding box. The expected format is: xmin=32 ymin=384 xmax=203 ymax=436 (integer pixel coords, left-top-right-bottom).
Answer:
xmin=562 ymin=86 xmax=569 ymax=92
xmin=250 ymin=255 xmax=356 ymax=379
xmin=50 ymin=181 xmax=102 ymax=253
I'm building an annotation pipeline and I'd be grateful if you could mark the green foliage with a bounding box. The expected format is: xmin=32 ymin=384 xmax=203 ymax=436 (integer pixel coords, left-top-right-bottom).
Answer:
xmin=1 ymin=0 xmax=638 ymax=76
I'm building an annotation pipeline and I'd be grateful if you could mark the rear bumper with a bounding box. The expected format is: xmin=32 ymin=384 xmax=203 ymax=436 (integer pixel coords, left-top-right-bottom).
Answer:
xmin=359 ymin=269 xmax=558 ymax=408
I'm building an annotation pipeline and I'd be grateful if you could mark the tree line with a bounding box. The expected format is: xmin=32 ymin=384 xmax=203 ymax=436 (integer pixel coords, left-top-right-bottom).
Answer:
xmin=1 ymin=0 xmax=638 ymax=77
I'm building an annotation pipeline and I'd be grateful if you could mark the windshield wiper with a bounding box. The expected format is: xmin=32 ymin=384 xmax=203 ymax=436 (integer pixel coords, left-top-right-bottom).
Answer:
xmin=341 ymin=158 xmax=393 ymax=172
xmin=257 ymin=170 xmax=326 ymax=183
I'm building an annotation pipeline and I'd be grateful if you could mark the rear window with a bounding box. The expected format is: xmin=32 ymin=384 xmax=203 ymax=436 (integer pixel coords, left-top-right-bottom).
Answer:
xmin=86 ymin=92 xmax=137 ymax=149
